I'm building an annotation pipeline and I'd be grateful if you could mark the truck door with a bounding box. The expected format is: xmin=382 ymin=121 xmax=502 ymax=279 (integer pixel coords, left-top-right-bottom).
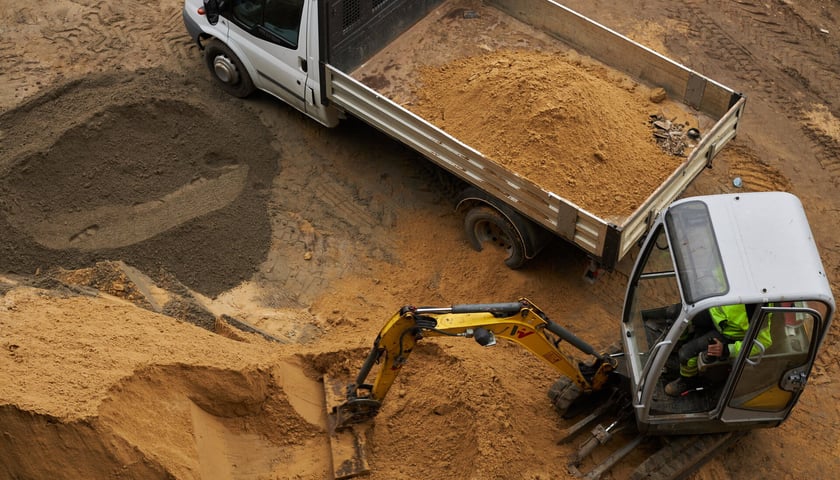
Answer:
xmin=226 ymin=0 xmax=308 ymax=111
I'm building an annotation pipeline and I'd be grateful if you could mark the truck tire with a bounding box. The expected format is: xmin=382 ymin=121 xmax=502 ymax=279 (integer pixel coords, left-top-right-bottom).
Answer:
xmin=204 ymin=39 xmax=255 ymax=98
xmin=548 ymin=375 xmax=582 ymax=417
xmin=463 ymin=205 xmax=526 ymax=269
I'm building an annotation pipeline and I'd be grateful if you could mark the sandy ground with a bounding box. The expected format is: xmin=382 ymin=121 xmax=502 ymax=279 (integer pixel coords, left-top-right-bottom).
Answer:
xmin=1 ymin=0 xmax=839 ymax=479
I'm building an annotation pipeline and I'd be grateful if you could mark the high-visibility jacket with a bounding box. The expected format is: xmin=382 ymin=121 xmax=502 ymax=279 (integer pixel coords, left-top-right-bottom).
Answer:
xmin=709 ymin=304 xmax=772 ymax=356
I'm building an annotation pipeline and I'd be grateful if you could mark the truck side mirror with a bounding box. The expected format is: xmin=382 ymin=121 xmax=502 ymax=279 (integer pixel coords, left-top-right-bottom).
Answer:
xmin=204 ymin=0 xmax=222 ymax=25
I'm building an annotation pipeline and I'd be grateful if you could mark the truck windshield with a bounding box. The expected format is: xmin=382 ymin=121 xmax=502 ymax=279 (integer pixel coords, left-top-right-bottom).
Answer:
xmin=665 ymin=200 xmax=728 ymax=304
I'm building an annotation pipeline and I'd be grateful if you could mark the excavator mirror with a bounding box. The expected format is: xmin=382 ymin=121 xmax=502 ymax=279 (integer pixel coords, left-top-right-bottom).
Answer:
xmin=473 ymin=327 xmax=496 ymax=346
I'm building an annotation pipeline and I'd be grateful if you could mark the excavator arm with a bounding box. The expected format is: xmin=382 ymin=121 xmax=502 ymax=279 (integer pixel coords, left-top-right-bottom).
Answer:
xmin=331 ymin=298 xmax=616 ymax=430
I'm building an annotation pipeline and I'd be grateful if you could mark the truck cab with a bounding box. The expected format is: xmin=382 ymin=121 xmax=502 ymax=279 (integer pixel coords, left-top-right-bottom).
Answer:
xmin=183 ymin=0 xmax=341 ymax=126
xmin=622 ymin=192 xmax=834 ymax=435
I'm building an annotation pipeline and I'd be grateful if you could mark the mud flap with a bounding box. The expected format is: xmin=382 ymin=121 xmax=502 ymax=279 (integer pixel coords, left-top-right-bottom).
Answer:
xmin=324 ymin=375 xmax=371 ymax=479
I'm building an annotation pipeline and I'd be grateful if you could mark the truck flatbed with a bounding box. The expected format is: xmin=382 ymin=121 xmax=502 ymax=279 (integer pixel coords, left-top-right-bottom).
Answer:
xmin=323 ymin=0 xmax=744 ymax=268
xmin=350 ymin=0 xmax=709 ymax=221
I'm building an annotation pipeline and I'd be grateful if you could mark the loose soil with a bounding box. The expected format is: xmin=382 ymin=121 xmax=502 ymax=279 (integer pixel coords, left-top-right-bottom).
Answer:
xmin=0 ymin=70 xmax=278 ymax=296
xmin=411 ymin=49 xmax=684 ymax=217
xmin=352 ymin=0 xmax=702 ymax=218
xmin=1 ymin=0 xmax=838 ymax=479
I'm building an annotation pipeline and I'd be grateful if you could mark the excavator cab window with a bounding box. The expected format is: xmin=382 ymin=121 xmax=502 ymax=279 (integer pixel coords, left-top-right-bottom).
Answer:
xmin=624 ymin=200 xmax=727 ymax=374
xmin=623 ymin=224 xmax=682 ymax=385
xmin=625 ymin=203 xmax=740 ymax=415
xmin=665 ymin=200 xmax=728 ymax=304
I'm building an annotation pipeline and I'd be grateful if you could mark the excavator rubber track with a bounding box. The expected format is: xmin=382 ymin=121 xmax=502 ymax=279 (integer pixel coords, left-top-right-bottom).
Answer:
xmin=629 ymin=431 xmax=747 ymax=480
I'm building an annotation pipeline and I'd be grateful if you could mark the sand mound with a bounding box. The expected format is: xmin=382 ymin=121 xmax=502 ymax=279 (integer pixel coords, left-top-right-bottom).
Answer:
xmin=412 ymin=49 xmax=687 ymax=217
xmin=0 ymin=286 xmax=330 ymax=479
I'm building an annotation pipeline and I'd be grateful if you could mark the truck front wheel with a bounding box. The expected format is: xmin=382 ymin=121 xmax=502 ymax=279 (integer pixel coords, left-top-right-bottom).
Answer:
xmin=204 ymin=39 xmax=255 ymax=98
xmin=463 ymin=205 xmax=526 ymax=269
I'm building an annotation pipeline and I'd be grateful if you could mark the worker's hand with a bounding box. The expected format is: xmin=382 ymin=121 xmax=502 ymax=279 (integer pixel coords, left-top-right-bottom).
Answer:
xmin=707 ymin=338 xmax=727 ymax=359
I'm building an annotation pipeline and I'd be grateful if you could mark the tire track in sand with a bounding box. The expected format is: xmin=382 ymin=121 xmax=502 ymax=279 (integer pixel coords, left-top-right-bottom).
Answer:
xmin=0 ymin=0 xmax=196 ymax=111
xmin=665 ymin=0 xmax=840 ymax=183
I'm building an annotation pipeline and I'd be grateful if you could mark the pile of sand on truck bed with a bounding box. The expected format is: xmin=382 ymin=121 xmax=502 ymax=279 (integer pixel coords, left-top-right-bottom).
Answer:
xmin=411 ymin=49 xmax=690 ymax=219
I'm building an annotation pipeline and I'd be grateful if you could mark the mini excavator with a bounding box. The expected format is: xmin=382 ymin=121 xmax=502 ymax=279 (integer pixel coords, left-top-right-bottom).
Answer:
xmin=324 ymin=192 xmax=835 ymax=480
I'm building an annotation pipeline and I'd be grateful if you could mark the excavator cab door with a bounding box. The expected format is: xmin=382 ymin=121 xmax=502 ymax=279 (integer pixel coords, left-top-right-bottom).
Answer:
xmin=718 ymin=303 xmax=828 ymax=423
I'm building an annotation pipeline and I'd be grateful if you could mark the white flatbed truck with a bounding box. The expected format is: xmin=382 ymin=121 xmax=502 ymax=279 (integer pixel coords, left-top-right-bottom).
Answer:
xmin=183 ymin=0 xmax=745 ymax=270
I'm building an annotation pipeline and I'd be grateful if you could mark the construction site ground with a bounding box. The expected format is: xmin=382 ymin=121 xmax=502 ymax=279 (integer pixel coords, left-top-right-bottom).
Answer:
xmin=1 ymin=1 xmax=838 ymax=479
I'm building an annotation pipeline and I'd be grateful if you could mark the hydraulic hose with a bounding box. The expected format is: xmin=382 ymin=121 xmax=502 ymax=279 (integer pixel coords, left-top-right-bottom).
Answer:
xmin=544 ymin=319 xmax=603 ymax=360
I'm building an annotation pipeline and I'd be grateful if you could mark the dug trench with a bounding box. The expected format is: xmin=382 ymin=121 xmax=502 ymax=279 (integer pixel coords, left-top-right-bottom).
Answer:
xmin=0 ymin=279 xmax=359 ymax=479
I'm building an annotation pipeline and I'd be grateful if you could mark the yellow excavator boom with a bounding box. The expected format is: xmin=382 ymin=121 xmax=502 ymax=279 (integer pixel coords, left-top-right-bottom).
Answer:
xmin=330 ymin=298 xmax=616 ymax=430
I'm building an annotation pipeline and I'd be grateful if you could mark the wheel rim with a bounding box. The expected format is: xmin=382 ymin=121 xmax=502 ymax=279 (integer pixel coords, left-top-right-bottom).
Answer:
xmin=474 ymin=219 xmax=514 ymax=256
xmin=212 ymin=55 xmax=239 ymax=84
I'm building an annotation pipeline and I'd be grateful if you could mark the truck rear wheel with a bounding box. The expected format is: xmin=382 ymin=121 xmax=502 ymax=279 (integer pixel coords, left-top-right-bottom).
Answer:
xmin=548 ymin=375 xmax=582 ymax=418
xmin=463 ymin=205 xmax=526 ymax=269
xmin=204 ymin=39 xmax=255 ymax=98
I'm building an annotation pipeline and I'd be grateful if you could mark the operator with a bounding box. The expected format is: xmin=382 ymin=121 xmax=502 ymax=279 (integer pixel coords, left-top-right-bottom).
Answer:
xmin=665 ymin=304 xmax=771 ymax=396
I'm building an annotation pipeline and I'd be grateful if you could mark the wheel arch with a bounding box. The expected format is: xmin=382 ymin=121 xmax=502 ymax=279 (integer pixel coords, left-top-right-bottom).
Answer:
xmin=195 ymin=31 xmax=212 ymax=49
xmin=456 ymin=187 xmax=553 ymax=262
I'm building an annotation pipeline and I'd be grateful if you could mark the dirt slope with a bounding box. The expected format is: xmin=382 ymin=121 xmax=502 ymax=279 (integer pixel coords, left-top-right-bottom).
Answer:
xmin=0 ymin=0 xmax=838 ymax=479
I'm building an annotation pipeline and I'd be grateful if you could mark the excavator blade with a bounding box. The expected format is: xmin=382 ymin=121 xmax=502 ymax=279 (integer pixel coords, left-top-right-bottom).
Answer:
xmin=324 ymin=375 xmax=371 ymax=479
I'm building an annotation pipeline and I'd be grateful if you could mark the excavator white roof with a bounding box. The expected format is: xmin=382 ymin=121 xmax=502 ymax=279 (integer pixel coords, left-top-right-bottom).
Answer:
xmin=668 ymin=192 xmax=834 ymax=308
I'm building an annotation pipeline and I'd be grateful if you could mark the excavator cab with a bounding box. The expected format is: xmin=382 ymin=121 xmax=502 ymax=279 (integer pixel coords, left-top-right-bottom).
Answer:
xmin=622 ymin=192 xmax=834 ymax=435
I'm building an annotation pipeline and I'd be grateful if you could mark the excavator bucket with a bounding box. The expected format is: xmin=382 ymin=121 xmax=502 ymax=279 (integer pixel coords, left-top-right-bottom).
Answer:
xmin=324 ymin=375 xmax=371 ymax=479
